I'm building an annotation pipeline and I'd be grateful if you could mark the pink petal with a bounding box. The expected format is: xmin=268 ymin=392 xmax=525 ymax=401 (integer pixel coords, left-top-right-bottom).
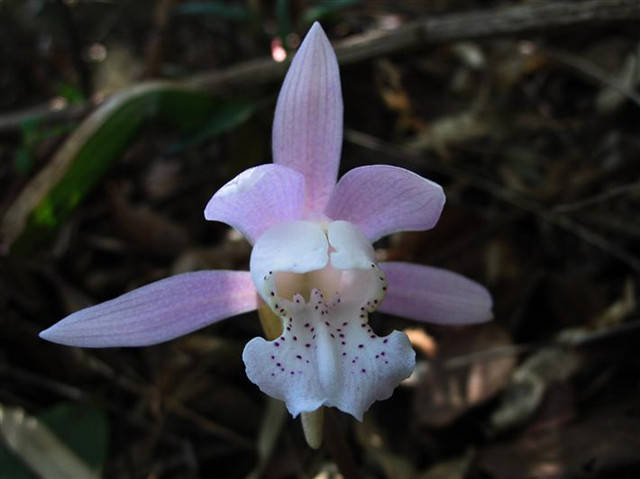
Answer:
xmin=379 ymin=262 xmax=493 ymax=325
xmin=325 ymin=165 xmax=445 ymax=242
xmin=204 ymin=164 xmax=305 ymax=244
xmin=39 ymin=271 xmax=257 ymax=347
xmin=272 ymin=22 xmax=343 ymax=213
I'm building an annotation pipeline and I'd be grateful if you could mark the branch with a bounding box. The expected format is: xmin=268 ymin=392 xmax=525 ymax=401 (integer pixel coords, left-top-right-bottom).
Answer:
xmin=1 ymin=0 xmax=639 ymax=132
xmin=190 ymin=0 xmax=640 ymax=91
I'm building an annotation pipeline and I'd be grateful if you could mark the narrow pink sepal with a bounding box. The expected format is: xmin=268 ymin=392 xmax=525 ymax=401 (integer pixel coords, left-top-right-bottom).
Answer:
xmin=204 ymin=164 xmax=306 ymax=244
xmin=39 ymin=271 xmax=257 ymax=347
xmin=272 ymin=22 xmax=343 ymax=213
xmin=378 ymin=262 xmax=493 ymax=325
xmin=325 ymin=165 xmax=445 ymax=242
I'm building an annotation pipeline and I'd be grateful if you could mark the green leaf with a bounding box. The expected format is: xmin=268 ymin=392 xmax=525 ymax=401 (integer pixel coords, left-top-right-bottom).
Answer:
xmin=0 ymin=447 xmax=38 ymax=479
xmin=2 ymin=81 xmax=257 ymax=254
xmin=13 ymin=148 xmax=33 ymax=175
xmin=276 ymin=0 xmax=292 ymax=47
xmin=303 ymin=0 xmax=360 ymax=23
xmin=0 ymin=402 xmax=107 ymax=479
xmin=38 ymin=403 xmax=108 ymax=471
xmin=175 ymin=1 xmax=251 ymax=20
xmin=57 ymin=83 xmax=86 ymax=105
xmin=169 ymin=97 xmax=258 ymax=153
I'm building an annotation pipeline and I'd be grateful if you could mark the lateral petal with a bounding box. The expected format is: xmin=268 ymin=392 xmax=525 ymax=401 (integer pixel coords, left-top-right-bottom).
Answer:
xmin=39 ymin=271 xmax=257 ymax=347
xmin=379 ymin=262 xmax=493 ymax=325
xmin=204 ymin=164 xmax=306 ymax=244
xmin=325 ymin=165 xmax=445 ymax=242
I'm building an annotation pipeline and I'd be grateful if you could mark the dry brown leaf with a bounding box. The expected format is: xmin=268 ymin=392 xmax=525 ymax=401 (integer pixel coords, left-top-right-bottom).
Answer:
xmin=414 ymin=323 xmax=516 ymax=428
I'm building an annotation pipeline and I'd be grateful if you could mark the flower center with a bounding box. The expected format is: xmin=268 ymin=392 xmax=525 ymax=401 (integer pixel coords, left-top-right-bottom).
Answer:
xmin=250 ymin=220 xmax=387 ymax=321
xmin=243 ymin=219 xmax=413 ymax=420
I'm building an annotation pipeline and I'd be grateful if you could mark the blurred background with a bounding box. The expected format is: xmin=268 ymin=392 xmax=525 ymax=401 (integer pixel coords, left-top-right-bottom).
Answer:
xmin=1 ymin=1 xmax=640 ymax=478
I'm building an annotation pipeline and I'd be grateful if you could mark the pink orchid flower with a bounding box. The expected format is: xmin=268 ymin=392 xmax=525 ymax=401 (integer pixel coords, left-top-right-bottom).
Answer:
xmin=40 ymin=23 xmax=492 ymax=422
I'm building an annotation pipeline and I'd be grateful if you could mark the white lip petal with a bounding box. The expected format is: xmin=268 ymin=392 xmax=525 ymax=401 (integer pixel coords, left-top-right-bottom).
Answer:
xmin=246 ymin=219 xmax=414 ymax=420
xmin=250 ymin=220 xmax=329 ymax=302
xmin=327 ymin=220 xmax=376 ymax=270
xmin=243 ymin=288 xmax=414 ymax=420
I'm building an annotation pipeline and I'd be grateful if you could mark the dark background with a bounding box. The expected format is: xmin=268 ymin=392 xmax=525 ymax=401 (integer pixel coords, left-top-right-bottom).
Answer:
xmin=1 ymin=1 xmax=639 ymax=478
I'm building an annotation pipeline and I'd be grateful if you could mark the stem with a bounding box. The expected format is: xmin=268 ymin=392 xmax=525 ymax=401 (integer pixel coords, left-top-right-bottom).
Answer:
xmin=301 ymin=408 xmax=324 ymax=449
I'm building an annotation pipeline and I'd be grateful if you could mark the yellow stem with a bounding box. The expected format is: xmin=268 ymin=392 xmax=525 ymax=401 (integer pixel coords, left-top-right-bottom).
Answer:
xmin=301 ymin=407 xmax=324 ymax=449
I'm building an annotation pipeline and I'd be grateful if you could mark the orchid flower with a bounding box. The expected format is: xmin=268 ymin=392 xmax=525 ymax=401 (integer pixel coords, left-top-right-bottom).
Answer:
xmin=40 ymin=23 xmax=491 ymax=432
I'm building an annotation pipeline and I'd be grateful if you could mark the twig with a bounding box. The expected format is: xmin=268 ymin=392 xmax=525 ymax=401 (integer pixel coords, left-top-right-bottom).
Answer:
xmin=1 ymin=0 xmax=639 ymax=132
xmin=443 ymin=317 xmax=640 ymax=369
xmin=344 ymin=129 xmax=640 ymax=273
xmin=546 ymin=47 xmax=640 ymax=110
xmin=324 ymin=410 xmax=362 ymax=479
xmin=0 ymin=102 xmax=89 ymax=132
xmin=75 ymin=349 xmax=255 ymax=451
xmin=553 ymin=180 xmax=640 ymax=213
xmin=54 ymin=0 xmax=92 ymax=97
xmin=142 ymin=0 xmax=178 ymax=78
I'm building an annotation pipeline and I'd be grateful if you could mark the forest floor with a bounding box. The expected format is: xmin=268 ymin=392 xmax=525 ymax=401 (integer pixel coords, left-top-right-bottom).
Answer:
xmin=1 ymin=1 xmax=640 ymax=478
